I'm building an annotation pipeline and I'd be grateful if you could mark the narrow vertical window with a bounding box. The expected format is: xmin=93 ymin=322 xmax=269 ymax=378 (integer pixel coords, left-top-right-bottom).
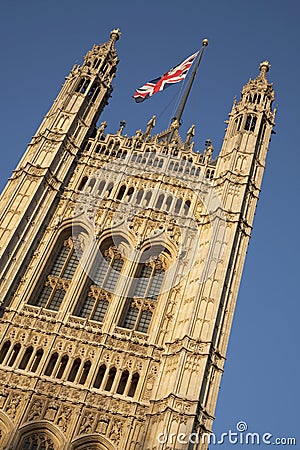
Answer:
xmin=147 ymin=267 xmax=165 ymax=300
xmin=155 ymin=194 xmax=164 ymax=209
xmin=117 ymin=185 xmax=126 ymax=200
xmin=104 ymin=182 xmax=114 ymax=198
xmin=44 ymin=352 xmax=58 ymax=376
xmin=88 ymin=82 xmax=100 ymax=102
xmin=97 ymin=180 xmax=106 ymax=196
xmin=245 ymin=114 xmax=257 ymax=132
xmin=104 ymin=367 xmax=116 ymax=391
xmin=79 ymin=360 xmax=91 ymax=385
xmin=144 ymin=191 xmax=152 ymax=206
xmin=184 ymin=199 xmax=191 ymax=215
xmin=165 ymin=196 xmax=173 ymax=211
xmin=174 ymin=198 xmax=182 ymax=214
xmin=67 ymin=358 xmax=81 ymax=382
xmin=75 ymin=78 xmax=90 ymax=94
xmin=7 ymin=343 xmax=21 ymax=367
xmin=93 ymin=364 xmax=106 ymax=389
xmin=28 ymin=236 xmax=82 ymax=311
xmin=116 ymin=370 xmax=129 ymax=395
xmin=56 ymin=355 xmax=69 ymax=379
xmin=30 ymin=349 xmax=44 ymax=373
xmin=250 ymin=116 xmax=257 ymax=132
xmin=19 ymin=346 xmax=33 ymax=370
xmin=128 ymin=372 xmax=139 ymax=397
xmin=245 ymin=115 xmax=252 ymax=131
xmin=78 ymin=176 xmax=88 ymax=191
xmin=136 ymin=190 xmax=144 ymax=205
xmin=0 ymin=341 xmax=11 ymax=364
xmin=126 ymin=186 xmax=134 ymax=200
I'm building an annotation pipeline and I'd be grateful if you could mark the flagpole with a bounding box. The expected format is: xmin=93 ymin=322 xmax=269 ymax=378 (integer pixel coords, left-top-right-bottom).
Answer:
xmin=168 ymin=38 xmax=208 ymax=141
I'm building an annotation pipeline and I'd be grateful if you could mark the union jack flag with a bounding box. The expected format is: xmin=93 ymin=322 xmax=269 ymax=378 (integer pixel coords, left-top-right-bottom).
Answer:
xmin=133 ymin=51 xmax=199 ymax=103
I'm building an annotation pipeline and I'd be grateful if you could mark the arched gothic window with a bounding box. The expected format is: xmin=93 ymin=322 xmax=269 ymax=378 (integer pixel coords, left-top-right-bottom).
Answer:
xmin=0 ymin=341 xmax=11 ymax=364
xmin=68 ymin=358 xmax=81 ymax=382
xmin=117 ymin=185 xmax=126 ymax=200
xmin=74 ymin=246 xmax=124 ymax=322
xmin=79 ymin=360 xmax=91 ymax=384
xmin=7 ymin=343 xmax=21 ymax=367
xmin=44 ymin=352 xmax=59 ymax=376
xmin=116 ymin=370 xmax=129 ymax=394
xmin=56 ymin=355 xmax=69 ymax=379
xmin=120 ymin=256 xmax=166 ymax=333
xmin=30 ymin=349 xmax=44 ymax=373
xmin=174 ymin=198 xmax=183 ymax=214
xmin=156 ymin=194 xmax=164 ymax=209
xmin=93 ymin=364 xmax=106 ymax=389
xmin=78 ymin=176 xmax=88 ymax=191
xmin=19 ymin=346 xmax=34 ymax=370
xmin=18 ymin=432 xmax=56 ymax=450
xmin=165 ymin=196 xmax=172 ymax=211
xmin=128 ymin=372 xmax=140 ymax=397
xmin=28 ymin=236 xmax=82 ymax=311
xmin=136 ymin=190 xmax=144 ymax=205
xmin=104 ymin=367 xmax=117 ymax=391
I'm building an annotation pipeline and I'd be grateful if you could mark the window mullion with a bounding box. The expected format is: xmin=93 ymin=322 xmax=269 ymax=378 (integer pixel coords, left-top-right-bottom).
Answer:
xmin=102 ymin=259 xmax=113 ymax=287
xmin=144 ymin=266 xmax=155 ymax=299
xmin=134 ymin=302 xmax=144 ymax=331
xmin=45 ymin=278 xmax=59 ymax=309
xmin=58 ymin=240 xmax=73 ymax=278
xmin=90 ymin=290 xmax=101 ymax=319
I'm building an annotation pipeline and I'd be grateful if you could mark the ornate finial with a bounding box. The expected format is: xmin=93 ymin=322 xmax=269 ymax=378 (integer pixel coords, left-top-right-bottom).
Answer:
xmin=259 ymin=60 xmax=270 ymax=78
xmin=170 ymin=118 xmax=180 ymax=131
xmin=145 ymin=115 xmax=156 ymax=138
xmin=118 ymin=120 xmax=126 ymax=135
xmin=98 ymin=121 xmax=107 ymax=138
xmin=110 ymin=28 xmax=121 ymax=42
xmin=203 ymin=139 xmax=214 ymax=164
xmin=167 ymin=117 xmax=180 ymax=144
xmin=202 ymin=38 xmax=209 ymax=47
xmin=186 ymin=124 xmax=195 ymax=145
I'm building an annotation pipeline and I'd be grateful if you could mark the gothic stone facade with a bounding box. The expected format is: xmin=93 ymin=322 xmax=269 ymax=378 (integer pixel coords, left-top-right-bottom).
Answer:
xmin=0 ymin=30 xmax=275 ymax=449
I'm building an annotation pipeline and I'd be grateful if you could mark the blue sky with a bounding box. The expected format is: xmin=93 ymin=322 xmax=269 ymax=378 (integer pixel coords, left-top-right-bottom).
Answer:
xmin=0 ymin=0 xmax=299 ymax=447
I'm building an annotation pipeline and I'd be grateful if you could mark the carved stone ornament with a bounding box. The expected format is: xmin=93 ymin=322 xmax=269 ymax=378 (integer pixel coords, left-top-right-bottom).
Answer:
xmin=5 ymin=392 xmax=22 ymax=419
xmin=27 ymin=397 xmax=44 ymax=422
xmin=109 ymin=419 xmax=123 ymax=442
xmin=79 ymin=411 xmax=95 ymax=434
xmin=56 ymin=405 xmax=72 ymax=432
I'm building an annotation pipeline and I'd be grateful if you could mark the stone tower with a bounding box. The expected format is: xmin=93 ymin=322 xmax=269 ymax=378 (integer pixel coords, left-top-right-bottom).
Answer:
xmin=0 ymin=31 xmax=275 ymax=450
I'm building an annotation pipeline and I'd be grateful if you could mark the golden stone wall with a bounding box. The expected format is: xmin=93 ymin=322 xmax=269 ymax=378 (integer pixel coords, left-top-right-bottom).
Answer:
xmin=0 ymin=29 xmax=275 ymax=450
